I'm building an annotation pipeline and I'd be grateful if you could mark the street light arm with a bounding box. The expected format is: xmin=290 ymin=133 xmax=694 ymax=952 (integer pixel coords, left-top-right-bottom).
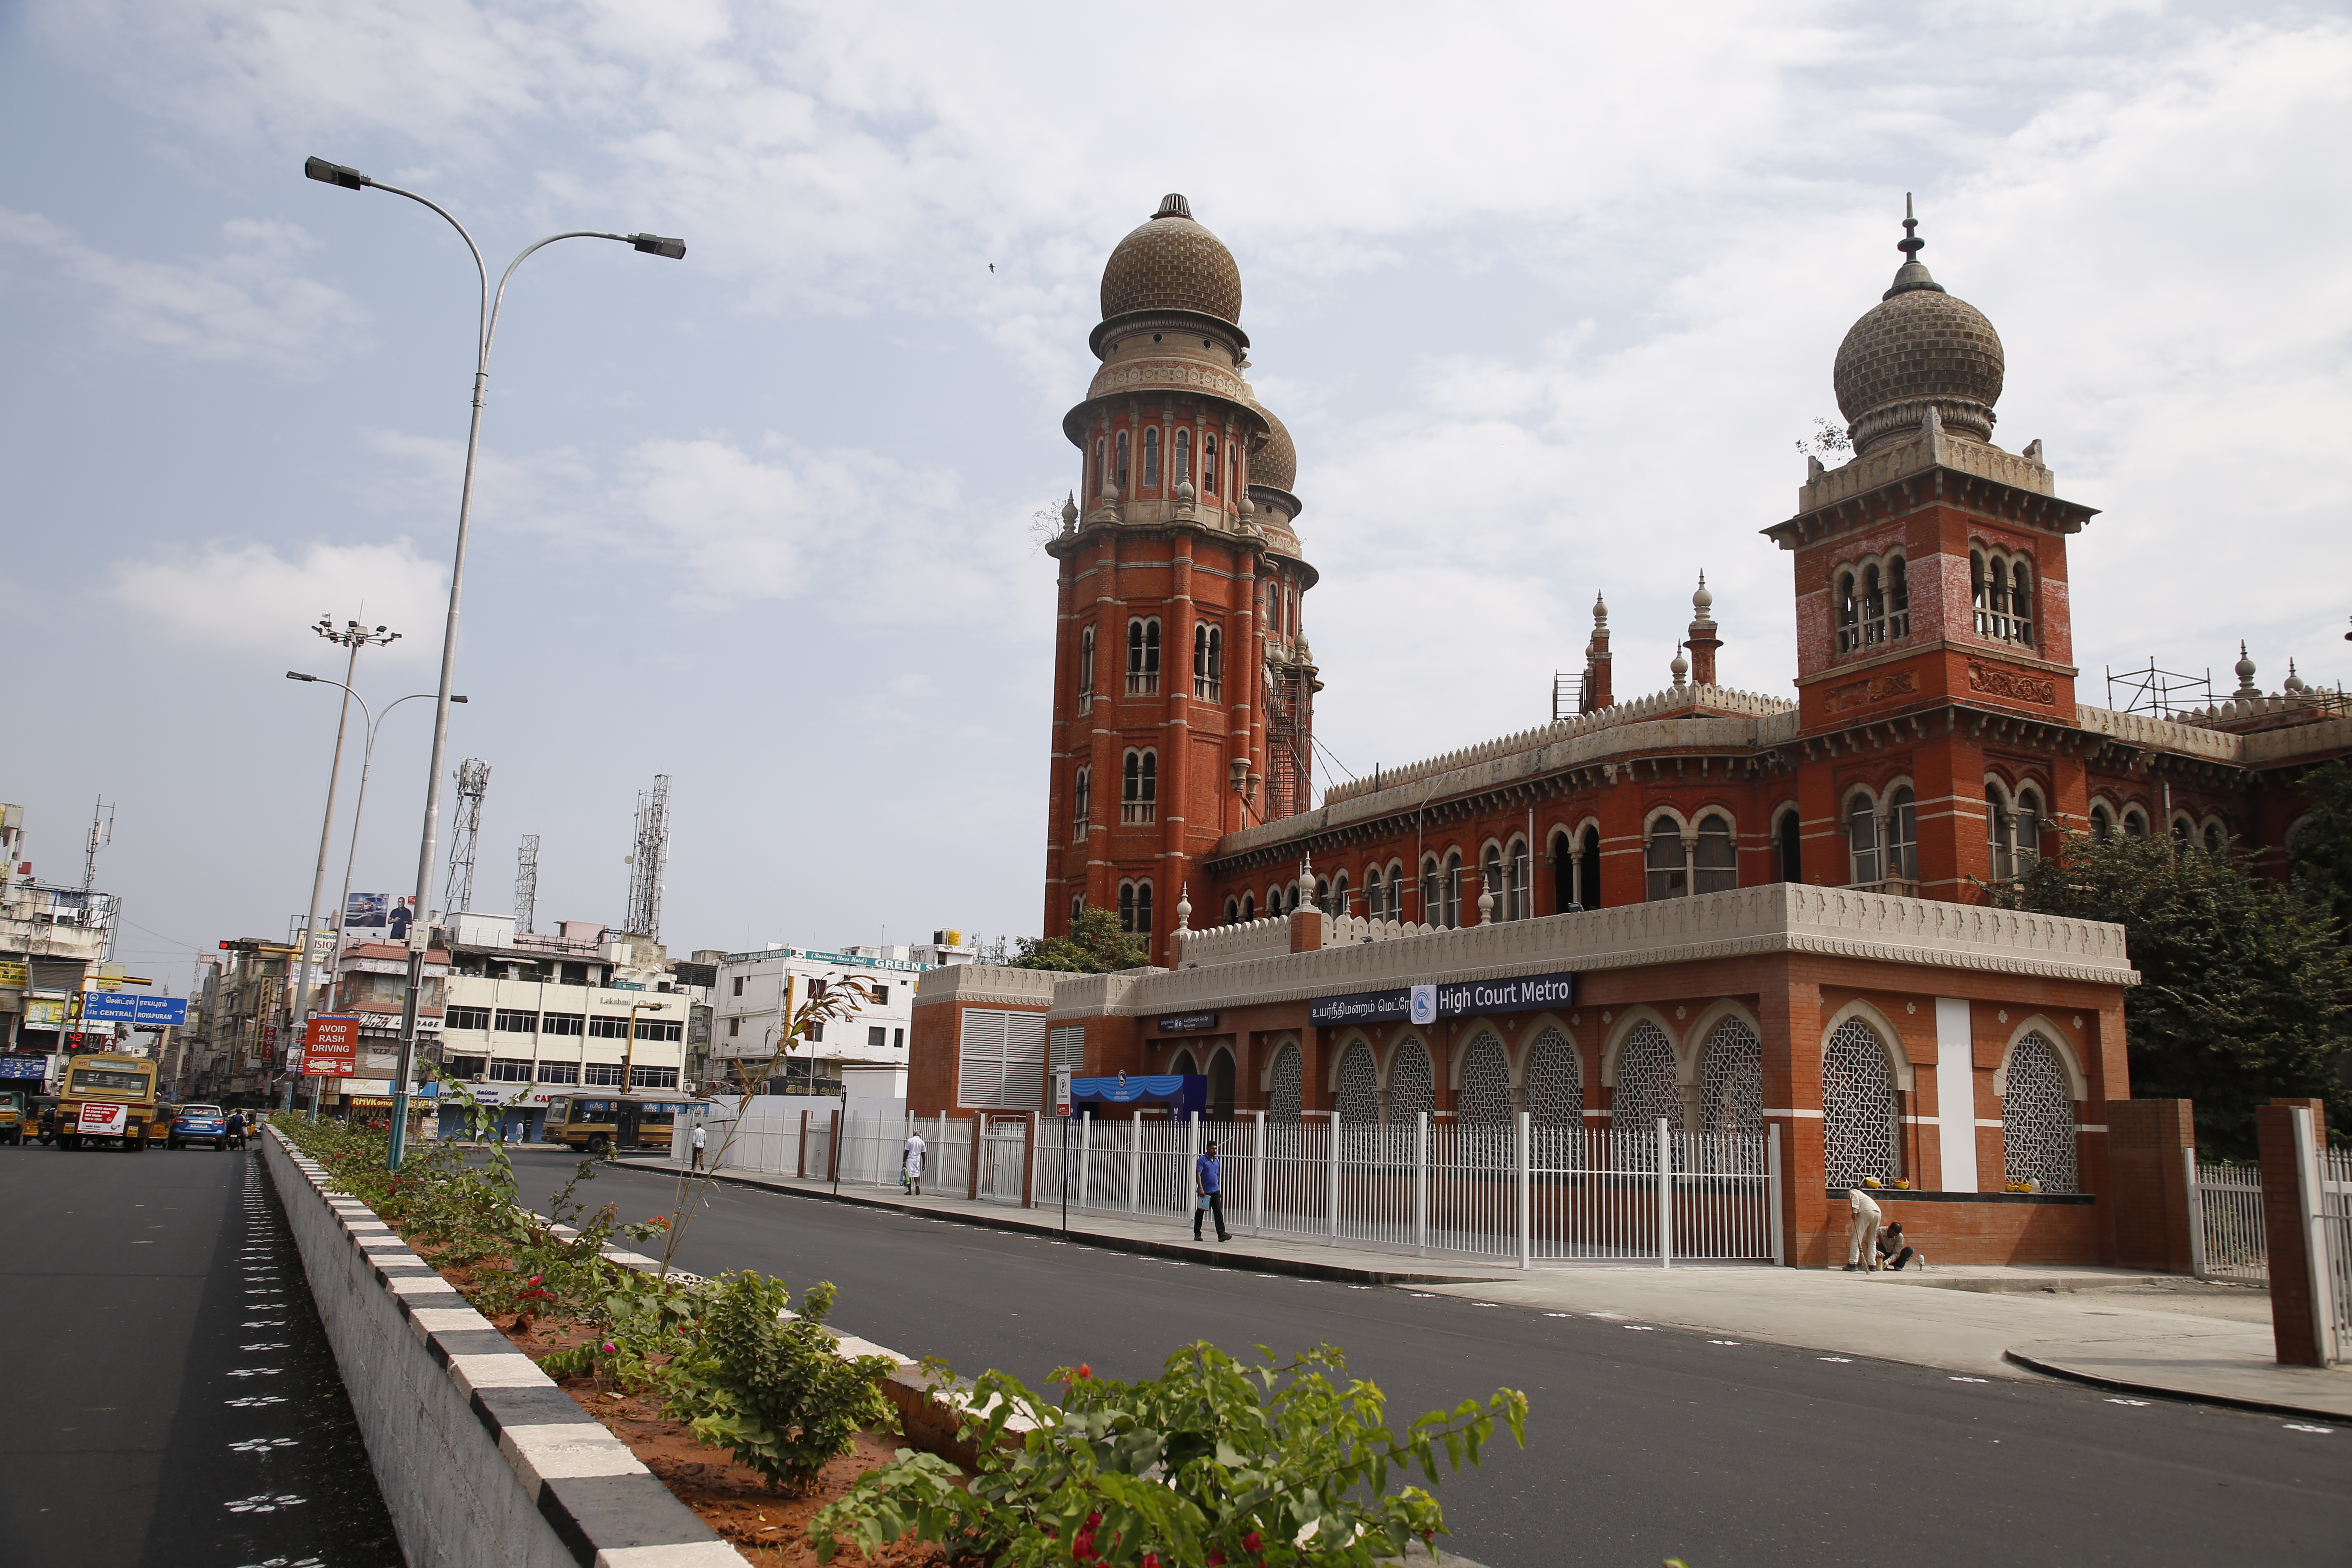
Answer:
xmin=483 ymin=231 xmax=671 ymax=365
xmin=356 ymin=178 xmax=492 ymax=359
xmin=292 ymin=673 xmax=374 ymax=734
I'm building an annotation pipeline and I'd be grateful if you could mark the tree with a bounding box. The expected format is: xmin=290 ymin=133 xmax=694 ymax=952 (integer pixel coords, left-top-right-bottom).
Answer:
xmin=2289 ymin=757 xmax=2352 ymax=939
xmin=1997 ymin=833 xmax=2351 ymax=1155
xmin=1011 ymin=906 xmax=1149 ymax=974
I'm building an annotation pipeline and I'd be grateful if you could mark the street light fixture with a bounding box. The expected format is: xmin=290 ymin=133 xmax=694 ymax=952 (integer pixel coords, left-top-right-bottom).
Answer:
xmin=305 ymin=154 xmax=683 ymax=1169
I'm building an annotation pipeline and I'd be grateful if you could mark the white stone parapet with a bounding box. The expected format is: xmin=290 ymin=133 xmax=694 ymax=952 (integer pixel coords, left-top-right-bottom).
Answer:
xmin=1049 ymin=885 xmax=2134 ymax=1022
xmin=911 ymin=962 xmax=1065 ymax=1008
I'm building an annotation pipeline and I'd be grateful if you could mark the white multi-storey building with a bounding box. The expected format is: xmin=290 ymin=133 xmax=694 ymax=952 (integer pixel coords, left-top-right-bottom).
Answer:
xmin=707 ymin=938 xmax=971 ymax=1094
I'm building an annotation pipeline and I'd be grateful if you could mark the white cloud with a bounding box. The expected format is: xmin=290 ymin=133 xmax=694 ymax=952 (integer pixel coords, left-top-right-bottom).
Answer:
xmin=112 ymin=539 xmax=446 ymax=659
xmin=0 ymin=208 xmax=363 ymax=374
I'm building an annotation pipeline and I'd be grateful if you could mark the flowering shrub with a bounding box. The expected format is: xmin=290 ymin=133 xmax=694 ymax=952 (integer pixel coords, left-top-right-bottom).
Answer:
xmin=809 ymin=1342 xmax=1525 ymax=1566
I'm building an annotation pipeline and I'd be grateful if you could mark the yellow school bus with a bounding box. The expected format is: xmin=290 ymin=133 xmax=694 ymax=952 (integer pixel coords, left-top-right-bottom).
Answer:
xmin=56 ymin=1053 xmax=161 ymax=1150
xmin=542 ymin=1093 xmax=691 ymax=1154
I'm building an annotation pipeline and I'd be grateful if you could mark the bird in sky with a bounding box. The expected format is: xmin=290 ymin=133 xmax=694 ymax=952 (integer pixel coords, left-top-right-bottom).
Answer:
xmin=989 ymin=263 xmax=995 ymax=273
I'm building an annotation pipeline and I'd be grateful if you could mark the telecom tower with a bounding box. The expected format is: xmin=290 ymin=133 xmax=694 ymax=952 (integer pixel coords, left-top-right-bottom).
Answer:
xmin=513 ymin=834 xmax=540 ymax=935
xmin=624 ymin=775 xmax=670 ymax=940
xmin=443 ymin=759 xmax=490 ymax=915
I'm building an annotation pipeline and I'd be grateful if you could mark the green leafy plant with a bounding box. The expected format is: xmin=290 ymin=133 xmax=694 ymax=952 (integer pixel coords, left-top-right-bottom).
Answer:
xmin=660 ymin=1271 xmax=898 ymax=1492
xmin=809 ymin=1342 xmax=1526 ymax=1566
xmin=1010 ymin=906 xmax=1148 ymax=974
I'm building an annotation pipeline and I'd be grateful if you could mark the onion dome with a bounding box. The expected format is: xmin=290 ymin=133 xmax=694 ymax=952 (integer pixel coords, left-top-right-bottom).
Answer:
xmin=1832 ymin=196 xmax=2005 ymax=455
xmin=1100 ymin=194 xmax=1243 ymax=325
xmin=1249 ymin=400 xmax=1297 ymax=493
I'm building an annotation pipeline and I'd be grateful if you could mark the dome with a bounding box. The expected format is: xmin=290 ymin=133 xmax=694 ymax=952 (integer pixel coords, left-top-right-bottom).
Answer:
xmin=1831 ymin=202 xmax=2004 ymax=455
xmin=1248 ymin=400 xmax=1297 ymax=493
xmin=1100 ymin=194 xmax=1243 ymax=326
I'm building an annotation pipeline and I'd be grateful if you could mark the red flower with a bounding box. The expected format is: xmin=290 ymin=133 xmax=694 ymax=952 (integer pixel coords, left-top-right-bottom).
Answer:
xmin=1241 ymin=1533 xmax=1261 ymax=1552
xmin=1072 ymin=1532 xmax=1097 ymax=1562
xmin=1209 ymin=1552 xmax=1226 ymax=1566
xmin=1143 ymin=1554 xmax=1160 ymax=1568
xmin=1076 ymin=1363 xmax=1092 ymax=1380
xmin=1087 ymin=1513 xmax=1102 ymax=1528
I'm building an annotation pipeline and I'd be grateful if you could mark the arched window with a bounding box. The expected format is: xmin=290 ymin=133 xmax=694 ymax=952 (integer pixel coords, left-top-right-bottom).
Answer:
xmin=2090 ymin=804 xmax=2115 ymax=843
xmin=1076 ymin=624 xmax=1095 ymax=705
xmin=1240 ymin=893 xmax=1255 ymax=922
xmin=1699 ymin=1018 xmax=1764 ymax=1141
xmin=1526 ymin=1028 xmax=1581 ymax=1129
xmin=2014 ymin=787 xmax=2044 ymax=867
xmin=1506 ymin=836 xmax=1530 ymax=919
xmin=1223 ymin=896 xmax=1239 ymax=926
xmin=1645 ymin=819 xmax=1688 ymax=901
xmin=1614 ymin=1021 xmax=1682 ymax=1166
xmin=1134 ymin=880 xmax=1153 ymax=937
xmin=1127 ymin=617 xmax=1160 ymax=694
xmin=1173 ymin=427 xmax=1191 ymax=490
xmin=1226 ymin=446 xmax=1237 ymax=499
xmin=1459 ymin=1034 xmax=1513 ymax=1126
xmin=1092 ymin=438 xmax=1104 ymax=497
xmin=1202 ymin=432 xmax=1218 ymax=493
xmin=1443 ymin=851 xmax=1463 ymax=927
xmin=1193 ymin=623 xmax=1222 ymax=698
xmin=1329 ymin=872 xmax=1349 ymax=915
xmin=1551 ymin=830 xmax=1579 ymax=913
xmin=1337 ymin=1042 xmax=1378 ymax=1123
xmin=2204 ymin=822 xmax=2226 ymax=853
xmin=1114 ymin=430 xmax=1129 ymax=489
xmin=1072 ymin=765 xmax=1090 ymax=834
xmin=1886 ymin=786 xmax=1918 ymax=884
xmin=1824 ymin=1018 xmax=1899 ymax=1187
xmin=1364 ymin=866 xmax=1384 ymax=921
xmin=1848 ymin=793 xmax=1881 ymax=885
xmin=1861 ymin=563 xmax=1885 ymax=647
xmin=2009 ymin=561 xmax=2034 ymax=646
xmin=1117 ymin=880 xmax=1136 ymax=932
xmin=1391 ymin=1038 xmax=1435 ymax=1123
xmin=2002 ymin=1032 xmax=2078 ymax=1193
xmin=1836 ymin=571 xmax=1861 ymax=654
xmin=1693 ymin=814 xmax=1737 ymax=894
xmin=1775 ymin=807 xmax=1803 ymax=884
xmin=1986 ymin=786 xmax=2012 ymax=882
xmin=1974 ymin=548 xmax=2035 ymax=645
xmin=1580 ymin=826 xmax=1603 ymax=911
xmin=1268 ymin=1041 xmax=1302 ymax=1122
xmin=1071 ymin=893 xmax=1084 ymax=923
xmin=1886 ymin=556 xmax=1910 ymax=638
xmin=1142 ymin=426 xmax=1160 ymax=490
xmin=2122 ymin=807 xmax=2149 ymax=838
xmin=1121 ymin=749 xmax=1157 ymax=823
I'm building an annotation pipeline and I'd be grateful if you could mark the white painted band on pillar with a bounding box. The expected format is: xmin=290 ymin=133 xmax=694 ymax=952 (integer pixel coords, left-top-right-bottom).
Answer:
xmin=1934 ymin=998 xmax=1978 ymax=1192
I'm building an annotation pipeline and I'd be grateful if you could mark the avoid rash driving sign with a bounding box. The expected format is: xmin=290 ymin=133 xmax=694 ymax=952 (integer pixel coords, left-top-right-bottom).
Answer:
xmin=1307 ymin=971 xmax=1577 ymax=1027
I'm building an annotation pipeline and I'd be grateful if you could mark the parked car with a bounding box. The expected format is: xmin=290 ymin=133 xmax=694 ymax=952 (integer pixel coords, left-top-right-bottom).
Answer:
xmin=169 ymin=1103 xmax=231 ymax=1150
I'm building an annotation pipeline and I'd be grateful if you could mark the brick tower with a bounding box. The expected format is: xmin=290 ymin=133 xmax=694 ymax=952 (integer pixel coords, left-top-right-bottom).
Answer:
xmin=1041 ymin=195 xmax=1317 ymax=962
xmin=1768 ymin=199 xmax=2098 ymax=898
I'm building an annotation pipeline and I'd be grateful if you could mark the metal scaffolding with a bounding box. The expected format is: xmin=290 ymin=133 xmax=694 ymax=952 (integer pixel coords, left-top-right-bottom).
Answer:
xmin=513 ymin=833 xmax=540 ymax=935
xmin=625 ymin=775 xmax=671 ymax=940
xmin=443 ymin=759 xmax=490 ymax=914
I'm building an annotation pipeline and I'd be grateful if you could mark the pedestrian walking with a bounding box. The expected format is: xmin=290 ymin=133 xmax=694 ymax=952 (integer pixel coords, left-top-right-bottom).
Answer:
xmin=1844 ymin=1185 xmax=1883 ymax=1270
xmin=902 ymin=1128 xmax=927 ymax=1196
xmin=1194 ymin=1138 xmax=1230 ymax=1243
xmin=690 ymin=1120 xmax=707 ymax=1171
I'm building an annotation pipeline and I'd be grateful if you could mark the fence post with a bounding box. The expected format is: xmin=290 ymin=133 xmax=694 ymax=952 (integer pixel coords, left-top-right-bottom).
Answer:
xmin=1252 ymin=1109 xmax=1267 ymax=1237
xmin=967 ymin=1111 xmax=982 ymax=1202
xmin=2184 ymin=1146 xmax=2209 ymax=1281
xmin=1517 ymin=1110 xmax=1532 ymax=1270
xmin=1326 ymin=1112 xmax=1341 ymax=1247
xmin=1414 ymin=1111 xmax=1429 ymax=1258
xmin=1768 ymin=1122 xmax=1786 ymax=1267
xmin=827 ymin=1108 xmax=842 ymax=1183
xmin=1079 ymin=1112 xmax=1093 ymax=1214
xmin=1657 ymin=1117 xmax=1673 ymax=1269
xmin=1024 ymin=1111 xmax=1040 ymax=1209
xmin=797 ymin=1109 xmax=810 ymax=1180
xmin=1128 ymin=1113 xmax=1140 ymax=1217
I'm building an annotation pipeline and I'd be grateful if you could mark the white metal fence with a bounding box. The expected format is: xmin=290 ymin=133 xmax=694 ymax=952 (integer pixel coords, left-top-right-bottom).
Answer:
xmin=2185 ymin=1152 xmax=2267 ymax=1285
xmin=1031 ymin=1111 xmax=1779 ymax=1267
xmin=2320 ymin=1146 xmax=2352 ymax=1355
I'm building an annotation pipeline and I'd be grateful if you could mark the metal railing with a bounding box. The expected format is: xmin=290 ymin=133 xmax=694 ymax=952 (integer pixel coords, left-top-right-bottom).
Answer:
xmin=2186 ymin=1152 xmax=2267 ymax=1284
xmin=2321 ymin=1147 xmax=2352 ymax=1352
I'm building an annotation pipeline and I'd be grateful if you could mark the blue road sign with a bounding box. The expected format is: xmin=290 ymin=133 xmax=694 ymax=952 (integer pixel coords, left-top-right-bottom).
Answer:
xmin=79 ymin=993 xmax=189 ymax=1026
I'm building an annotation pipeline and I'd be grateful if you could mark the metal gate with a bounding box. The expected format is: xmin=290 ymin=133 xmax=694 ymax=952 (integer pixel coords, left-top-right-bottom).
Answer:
xmin=976 ymin=1115 xmax=1027 ymax=1207
xmin=2185 ymin=1152 xmax=2267 ymax=1285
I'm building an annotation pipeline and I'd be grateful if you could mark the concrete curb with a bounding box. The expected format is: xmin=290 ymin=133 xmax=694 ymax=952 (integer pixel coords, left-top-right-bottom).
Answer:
xmin=614 ymin=1158 xmax=1512 ymax=1287
xmin=263 ymin=1128 xmax=749 ymax=1568
xmin=2001 ymin=1345 xmax=2352 ymax=1423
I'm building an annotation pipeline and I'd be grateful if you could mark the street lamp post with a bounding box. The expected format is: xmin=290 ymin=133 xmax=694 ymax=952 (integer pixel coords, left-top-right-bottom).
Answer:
xmin=280 ymin=618 xmax=398 ymax=1110
xmin=304 ymin=155 xmax=684 ymax=1169
xmin=286 ymin=675 xmax=466 ymax=1116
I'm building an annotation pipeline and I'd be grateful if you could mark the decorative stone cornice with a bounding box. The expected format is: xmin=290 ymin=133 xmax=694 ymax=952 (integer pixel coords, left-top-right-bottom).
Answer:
xmin=911 ymin=963 xmax=1067 ymax=1009
xmin=1035 ymin=886 xmax=2135 ymax=1023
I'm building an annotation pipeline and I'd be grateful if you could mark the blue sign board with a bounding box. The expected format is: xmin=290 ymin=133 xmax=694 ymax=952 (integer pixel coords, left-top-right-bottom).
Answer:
xmin=0 ymin=1055 xmax=47 ymax=1078
xmin=1307 ymin=970 xmax=1577 ymax=1029
xmin=78 ymin=993 xmax=189 ymax=1027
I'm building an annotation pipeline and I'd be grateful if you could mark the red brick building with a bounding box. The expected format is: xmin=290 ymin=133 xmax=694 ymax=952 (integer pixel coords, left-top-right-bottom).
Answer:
xmin=916 ymin=195 xmax=2352 ymax=1267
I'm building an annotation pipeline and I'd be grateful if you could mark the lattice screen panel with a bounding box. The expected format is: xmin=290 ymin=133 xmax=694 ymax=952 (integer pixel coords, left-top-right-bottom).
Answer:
xmin=1336 ymin=1043 xmax=1378 ymax=1124
xmin=1823 ymin=1018 xmax=1898 ymax=1187
xmin=1390 ymin=1038 xmax=1435 ymax=1123
xmin=1268 ymin=1042 xmax=1302 ymax=1123
xmin=1699 ymin=1018 xmax=1764 ymax=1137
xmin=2002 ymin=1033 xmax=2079 ymax=1193
xmin=1458 ymin=1034 xmax=1513 ymax=1125
xmin=1525 ymin=1029 xmax=1581 ymax=1127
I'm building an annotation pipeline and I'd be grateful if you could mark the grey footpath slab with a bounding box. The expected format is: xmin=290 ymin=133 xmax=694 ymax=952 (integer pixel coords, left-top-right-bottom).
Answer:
xmin=2007 ymin=1330 xmax=2352 ymax=1421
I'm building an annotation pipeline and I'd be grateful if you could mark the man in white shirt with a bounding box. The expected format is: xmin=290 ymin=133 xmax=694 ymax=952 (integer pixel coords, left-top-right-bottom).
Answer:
xmin=1845 ymin=1185 xmax=1884 ymax=1270
xmin=690 ymin=1120 xmax=707 ymax=1170
xmin=903 ymin=1130 xmax=927 ymax=1196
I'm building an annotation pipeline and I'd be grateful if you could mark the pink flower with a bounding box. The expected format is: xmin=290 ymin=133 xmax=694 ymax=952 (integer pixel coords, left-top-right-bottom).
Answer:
xmin=600 ymin=1341 xmax=617 ymax=1355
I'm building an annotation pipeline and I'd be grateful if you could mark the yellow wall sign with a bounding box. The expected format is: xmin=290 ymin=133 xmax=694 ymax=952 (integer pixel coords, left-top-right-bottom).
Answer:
xmin=24 ymin=998 xmax=67 ymax=1029
xmin=0 ymin=961 xmax=27 ymax=989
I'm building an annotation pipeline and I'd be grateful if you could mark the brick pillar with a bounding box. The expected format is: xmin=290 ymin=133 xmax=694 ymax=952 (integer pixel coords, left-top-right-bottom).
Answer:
xmin=2106 ymin=1098 xmax=2197 ymax=1272
xmin=1759 ymin=961 xmax=1825 ymax=1266
xmin=1289 ymin=907 xmax=1325 ymax=953
xmin=2256 ymin=1098 xmax=2332 ymax=1367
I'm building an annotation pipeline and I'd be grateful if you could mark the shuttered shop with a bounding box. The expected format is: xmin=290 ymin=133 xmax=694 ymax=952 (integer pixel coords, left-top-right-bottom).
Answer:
xmin=958 ymin=1010 xmax=1047 ymax=1109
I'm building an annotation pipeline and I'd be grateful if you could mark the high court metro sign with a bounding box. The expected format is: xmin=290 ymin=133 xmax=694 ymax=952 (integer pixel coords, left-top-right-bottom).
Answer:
xmin=1306 ymin=971 xmax=1577 ymax=1029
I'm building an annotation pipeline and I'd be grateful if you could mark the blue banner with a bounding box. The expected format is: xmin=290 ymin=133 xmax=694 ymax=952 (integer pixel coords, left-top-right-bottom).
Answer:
xmin=1071 ymin=1074 xmax=1206 ymax=1118
xmin=0 ymin=1055 xmax=47 ymax=1078
xmin=78 ymin=994 xmax=189 ymax=1026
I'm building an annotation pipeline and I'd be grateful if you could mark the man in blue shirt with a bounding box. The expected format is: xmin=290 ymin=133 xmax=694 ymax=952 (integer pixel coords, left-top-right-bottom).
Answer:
xmin=1194 ymin=1139 xmax=1230 ymax=1243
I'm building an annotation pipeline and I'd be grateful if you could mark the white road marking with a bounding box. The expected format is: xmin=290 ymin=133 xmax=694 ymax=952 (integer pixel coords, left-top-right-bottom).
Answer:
xmin=1708 ymin=1340 xmax=1741 ymax=1346
xmin=2283 ymin=1423 xmax=2334 ymax=1434
xmin=1819 ymin=1356 xmax=1853 ymax=1363
xmin=2106 ymin=1398 xmax=2150 ymax=1407
xmin=1949 ymin=1376 xmax=1990 ymax=1383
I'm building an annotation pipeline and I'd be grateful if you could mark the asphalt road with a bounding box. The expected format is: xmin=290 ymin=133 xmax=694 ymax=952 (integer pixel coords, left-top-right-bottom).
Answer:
xmin=0 ymin=1139 xmax=402 ymax=1568
xmin=508 ymin=1148 xmax=2349 ymax=1568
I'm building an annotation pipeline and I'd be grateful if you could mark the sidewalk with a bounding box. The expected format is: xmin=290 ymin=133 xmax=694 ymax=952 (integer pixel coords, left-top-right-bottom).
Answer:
xmin=621 ymin=1158 xmax=2352 ymax=1421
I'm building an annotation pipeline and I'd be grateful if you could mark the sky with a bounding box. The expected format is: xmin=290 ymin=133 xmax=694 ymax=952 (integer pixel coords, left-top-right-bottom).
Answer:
xmin=4 ymin=0 xmax=2349 ymax=991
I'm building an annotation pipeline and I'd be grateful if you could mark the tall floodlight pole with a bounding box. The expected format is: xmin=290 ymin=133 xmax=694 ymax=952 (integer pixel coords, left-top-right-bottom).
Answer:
xmin=305 ymin=155 xmax=684 ymax=1169
xmin=281 ymin=618 xmax=399 ymax=1109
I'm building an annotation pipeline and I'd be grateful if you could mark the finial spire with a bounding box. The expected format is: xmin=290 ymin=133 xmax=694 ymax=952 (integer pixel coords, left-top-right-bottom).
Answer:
xmin=1899 ymin=192 xmax=1924 ymax=263
xmin=1882 ymin=193 xmax=1945 ymax=299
